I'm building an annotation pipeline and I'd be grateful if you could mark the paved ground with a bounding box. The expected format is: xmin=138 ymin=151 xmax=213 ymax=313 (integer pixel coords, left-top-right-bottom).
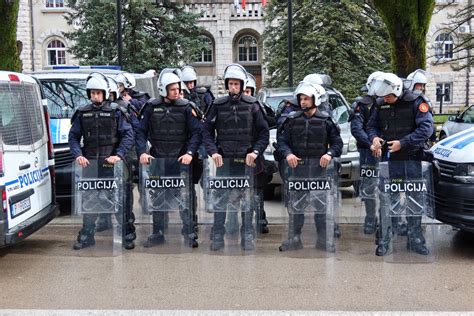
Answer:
xmin=0 ymin=219 xmax=472 ymax=311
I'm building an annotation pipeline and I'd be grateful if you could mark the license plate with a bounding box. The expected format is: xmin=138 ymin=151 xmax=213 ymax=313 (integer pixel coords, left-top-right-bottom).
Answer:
xmin=11 ymin=197 xmax=31 ymax=218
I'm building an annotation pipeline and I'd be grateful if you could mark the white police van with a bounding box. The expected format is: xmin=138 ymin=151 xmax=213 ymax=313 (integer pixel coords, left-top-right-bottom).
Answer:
xmin=0 ymin=71 xmax=59 ymax=247
xmin=30 ymin=66 xmax=157 ymax=209
xmin=431 ymin=126 xmax=474 ymax=232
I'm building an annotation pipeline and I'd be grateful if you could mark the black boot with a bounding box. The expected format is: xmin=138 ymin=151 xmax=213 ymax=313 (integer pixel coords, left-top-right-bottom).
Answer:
xmin=258 ymin=218 xmax=269 ymax=234
xmin=375 ymin=227 xmax=392 ymax=256
xmin=363 ymin=216 xmax=377 ymax=235
xmin=241 ymin=232 xmax=255 ymax=251
xmin=73 ymin=228 xmax=95 ymax=250
xmin=143 ymin=230 xmax=165 ymax=248
xmin=333 ymin=223 xmax=341 ymax=238
xmin=279 ymin=234 xmax=303 ymax=251
xmin=210 ymin=233 xmax=224 ymax=251
xmin=315 ymin=216 xmax=335 ymax=253
xmin=96 ymin=214 xmax=112 ymax=232
xmin=392 ymin=217 xmax=408 ymax=236
xmin=406 ymin=217 xmax=429 ymax=255
xmin=182 ymin=225 xmax=198 ymax=248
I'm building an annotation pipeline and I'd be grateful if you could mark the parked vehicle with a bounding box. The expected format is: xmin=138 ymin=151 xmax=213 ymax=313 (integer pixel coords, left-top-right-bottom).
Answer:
xmin=439 ymin=104 xmax=474 ymax=140
xmin=30 ymin=66 xmax=157 ymax=211
xmin=0 ymin=71 xmax=59 ymax=247
xmin=431 ymin=127 xmax=474 ymax=233
xmin=257 ymin=85 xmax=359 ymax=196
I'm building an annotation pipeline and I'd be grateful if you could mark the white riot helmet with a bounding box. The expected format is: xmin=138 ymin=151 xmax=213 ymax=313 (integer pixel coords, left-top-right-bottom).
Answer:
xmin=245 ymin=73 xmax=257 ymax=96
xmin=86 ymin=72 xmax=110 ymax=101
xmin=303 ymin=73 xmax=332 ymax=86
xmin=371 ymin=73 xmax=403 ymax=97
xmin=295 ymin=82 xmax=326 ymax=107
xmin=158 ymin=72 xmax=181 ymax=98
xmin=366 ymin=71 xmax=384 ymax=96
xmin=223 ymin=63 xmax=248 ymax=91
xmin=407 ymin=69 xmax=428 ymax=91
xmin=181 ymin=65 xmax=198 ymax=85
xmin=115 ymin=72 xmax=136 ymax=89
xmin=106 ymin=76 xmax=120 ymax=101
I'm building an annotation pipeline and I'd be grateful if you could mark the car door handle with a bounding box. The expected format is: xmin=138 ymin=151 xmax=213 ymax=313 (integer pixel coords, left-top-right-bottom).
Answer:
xmin=19 ymin=163 xmax=31 ymax=170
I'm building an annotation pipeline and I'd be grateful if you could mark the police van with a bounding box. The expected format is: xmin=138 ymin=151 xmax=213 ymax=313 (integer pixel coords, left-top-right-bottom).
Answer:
xmin=30 ymin=66 xmax=157 ymax=210
xmin=0 ymin=71 xmax=59 ymax=247
xmin=431 ymin=126 xmax=474 ymax=233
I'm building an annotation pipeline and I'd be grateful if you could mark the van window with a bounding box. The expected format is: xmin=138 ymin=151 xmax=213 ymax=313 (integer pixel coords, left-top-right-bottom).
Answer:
xmin=0 ymin=82 xmax=45 ymax=148
xmin=40 ymin=79 xmax=88 ymax=118
xmin=329 ymin=94 xmax=349 ymax=124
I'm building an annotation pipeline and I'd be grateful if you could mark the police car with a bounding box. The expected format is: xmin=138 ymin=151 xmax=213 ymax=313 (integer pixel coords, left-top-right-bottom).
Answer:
xmin=0 ymin=71 xmax=59 ymax=247
xmin=431 ymin=127 xmax=474 ymax=232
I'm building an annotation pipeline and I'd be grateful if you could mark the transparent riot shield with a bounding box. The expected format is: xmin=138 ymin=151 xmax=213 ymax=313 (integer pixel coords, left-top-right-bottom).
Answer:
xmin=72 ymin=160 xmax=125 ymax=256
xmin=139 ymin=158 xmax=195 ymax=253
xmin=378 ymin=160 xmax=436 ymax=263
xmin=202 ymin=158 xmax=256 ymax=253
xmin=341 ymin=148 xmax=380 ymax=254
xmin=280 ymin=159 xmax=337 ymax=257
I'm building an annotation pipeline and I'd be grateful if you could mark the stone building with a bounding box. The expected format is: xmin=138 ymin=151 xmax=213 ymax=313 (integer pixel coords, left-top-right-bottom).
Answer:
xmin=16 ymin=0 xmax=473 ymax=110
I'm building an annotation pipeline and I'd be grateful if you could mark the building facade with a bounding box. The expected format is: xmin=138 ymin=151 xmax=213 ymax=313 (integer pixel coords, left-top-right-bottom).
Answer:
xmin=16 ymin=0 xmax=473 ymax=110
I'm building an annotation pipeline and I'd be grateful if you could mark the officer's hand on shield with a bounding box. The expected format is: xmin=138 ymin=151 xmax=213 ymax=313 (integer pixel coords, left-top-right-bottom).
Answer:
xmin=320 ymin=154 xmax=332 ymax=168
xmin=140 ymin=153 xmax=154 ymax=165
xmin=372 ymin=137 xmax=384 ymax=149
xmin=211 ymin=153 xmax=223 ymax=168
xmin=286 ymin=154 xmax=301 ymax=169
xmin=76 ymin=156 xmax=90 ymax=168
xmin=178 ymin=153 xmax=193 ymax=165
xmin=387 ymin=140 xmax=401 ymax=153
xmin=245 ymin=152 xmax=257 ymax=167
xmin=370 ymin=144 xmax=382 ymax=158
xmin=105 ymin=155 xmax=122 ymax=164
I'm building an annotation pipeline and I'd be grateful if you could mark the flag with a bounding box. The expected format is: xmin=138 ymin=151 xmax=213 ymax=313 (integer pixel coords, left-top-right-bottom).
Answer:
xmin=242 ymin=0 xmax=246 ymax=9
xmin=262 ymin=0 xmax=267 ymax=6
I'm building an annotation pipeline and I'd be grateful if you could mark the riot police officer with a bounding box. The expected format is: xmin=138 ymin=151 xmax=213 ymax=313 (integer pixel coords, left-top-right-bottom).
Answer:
xmin=349 ymin=71 xmax=383 ymax=234
xmin=202 ymin=63 xmax=269 ymax=251
xmin=69 ymin=73 xmax=136 ymax=250
xmin=367 ymin=72 xmax=433 ymax=256
xmin=115 ymin=72 xmax=150 ymax=116
xmin=136 ymin=71 xmax=202 ymax=248
xmin=181 ymin=65 xmax=214 ymax=114
xmin=277 ymin=82 xmax=343 ymax=252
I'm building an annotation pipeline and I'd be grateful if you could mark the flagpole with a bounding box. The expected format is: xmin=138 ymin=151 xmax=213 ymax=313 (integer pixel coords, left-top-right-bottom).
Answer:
xmin=288 ymin=0 xmax=293 ymax=87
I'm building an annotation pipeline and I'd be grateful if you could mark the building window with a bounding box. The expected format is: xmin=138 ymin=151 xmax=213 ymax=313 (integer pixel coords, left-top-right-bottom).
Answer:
xmin=195 ymin=36 xmax=213 ymax=63
xmin=47 ymin=39 xmax=66 ymax=65
xmin=434 ymin=33 xmax=454 ymax=59
xmin=45 ymin=0 xmax=64 ymax=8
xmin=238 ymin=35 xmax=258 ymax=62
xmin=436 ymin=83 xmax=452 ymax=104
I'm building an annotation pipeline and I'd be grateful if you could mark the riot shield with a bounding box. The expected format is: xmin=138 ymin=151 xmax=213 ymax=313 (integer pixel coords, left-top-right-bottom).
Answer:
xmin=378 ymin=160 xmax=436 ymax=263
xmin=202 ymin=158 xmax=256 ymax=253
xmin=139 ymin=158 xmax=195 ymax=253
xmin=280 ymin=159 xmax=337 ymax=257
xmin=341 ymin=148 xmax=380 ymax=254
xmin=72 ymin=160 xmax=125 ymax=256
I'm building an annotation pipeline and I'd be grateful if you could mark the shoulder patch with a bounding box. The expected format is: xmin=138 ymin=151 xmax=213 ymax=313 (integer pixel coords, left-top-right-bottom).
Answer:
xmin=419 ymin=102 xmax=429 ymax=113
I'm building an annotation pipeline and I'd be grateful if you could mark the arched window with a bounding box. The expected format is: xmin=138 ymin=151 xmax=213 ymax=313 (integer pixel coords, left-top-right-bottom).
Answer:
xmin=238 ymin=35 xmax=258 ymax=62
xmin=47 ymin=39 xmax=66 ymax=65
xmin=434 ymin=33 xmax=454 ymax=59
xmin=195 ymin=35 xmax=213 ymax=63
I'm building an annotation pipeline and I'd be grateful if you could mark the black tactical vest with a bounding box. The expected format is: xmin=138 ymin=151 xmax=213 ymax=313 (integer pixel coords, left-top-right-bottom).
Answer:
xmin=378 ymin=99 xmax=416 ymax=141
xmin=80 ymin=102 xmax=119 ymax=160
xmin=148 ymin=99 xmax=188 ymax=158
xmin=215 ymin=96 xmax=254 ymax=158
xmin=287 ymin=112 xmax=328 ymax=159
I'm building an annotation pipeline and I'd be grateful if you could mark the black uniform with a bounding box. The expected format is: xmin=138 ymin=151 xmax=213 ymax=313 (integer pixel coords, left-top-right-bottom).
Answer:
xmin=135 ymin=97 xmax=202 ymax=247
xmin=68 ymin=101 xmax=136 ymax=250
xmin=367 ymin=91 xmax=434 ymax=256
xmin=277 ymin=109 xmax=343 ymax=251
xmin=202 ymin=93 xmax=269 ymax=250
xmin=350 ymin=95 xmax=379 ymax=234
